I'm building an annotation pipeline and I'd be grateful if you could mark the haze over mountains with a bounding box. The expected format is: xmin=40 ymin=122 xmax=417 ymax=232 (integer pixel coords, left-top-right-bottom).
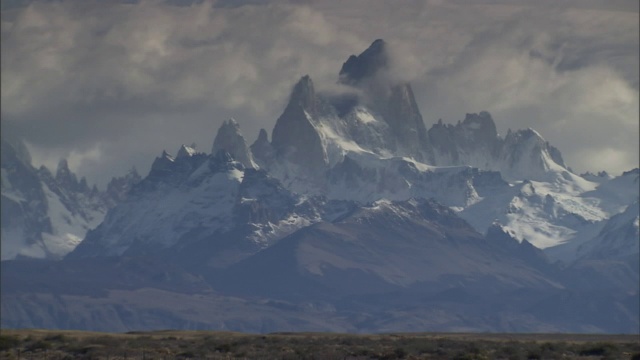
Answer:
xmin=1 ymin=40 xmax=638 ymax=333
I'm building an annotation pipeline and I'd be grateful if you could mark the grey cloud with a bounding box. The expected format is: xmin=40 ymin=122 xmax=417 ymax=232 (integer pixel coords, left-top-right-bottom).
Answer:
xmin=408 ymin=4 xmax=639 ymax=174
xmin=1 ymin=0 xmax=637 ymax=187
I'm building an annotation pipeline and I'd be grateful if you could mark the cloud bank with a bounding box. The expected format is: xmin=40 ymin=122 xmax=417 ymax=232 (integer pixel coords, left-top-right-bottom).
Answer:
xmin=1 ymin=0 xmax=638 ymax=186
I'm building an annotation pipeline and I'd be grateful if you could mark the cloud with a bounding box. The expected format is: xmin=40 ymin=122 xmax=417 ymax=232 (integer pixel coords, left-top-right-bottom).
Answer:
xmin=1 ymin=0 xmax=637 ymax=186
xmin=411 ymin=4 xmax=639 ymax=174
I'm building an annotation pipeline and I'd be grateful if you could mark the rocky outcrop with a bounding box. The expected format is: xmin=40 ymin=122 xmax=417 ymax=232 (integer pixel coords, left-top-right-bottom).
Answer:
xmin=212 ymin=118 xmax=256 ymax=169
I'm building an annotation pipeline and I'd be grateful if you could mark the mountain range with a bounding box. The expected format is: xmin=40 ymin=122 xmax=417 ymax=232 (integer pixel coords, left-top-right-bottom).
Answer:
xmin=1 ymin=40 xmax=638 ymax=333
xmin=1 ymin=133 xmax=141 ymax=260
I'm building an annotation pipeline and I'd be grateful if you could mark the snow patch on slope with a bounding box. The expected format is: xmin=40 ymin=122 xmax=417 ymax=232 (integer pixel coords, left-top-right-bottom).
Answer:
xmin=461 ymin=178 xmax=608 ymax=251
xmin=94 ymin=161 xmax=244 ymax=255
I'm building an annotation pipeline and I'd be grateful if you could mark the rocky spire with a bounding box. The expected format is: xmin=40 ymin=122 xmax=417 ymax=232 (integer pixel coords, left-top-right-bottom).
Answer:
xmin=250 ymin=129 xmax=275 ymax=168
xmin=149 ymin=150 xmax=175 ymax=176
xmin=283 ymin=75 xmax=317 ymax=117
xmin=212 ymin=118 xmax=256 ymax=169
xmin=55 ymin=159 xmax=74 ymax=180
xmin=383 ymin=83 xmax=430 ymax=160
xmin=55 ymin=159 xmax=82 ymax=192
xmin=338 ymin=39 xmax=430 ymax=160
xmin=339 ymin=39 xmax=389 ymax=86
xmin=271 ymin=76 xmax=327 ymax=174
xmin=461 ymin=112 xmax=499 ymax=144
xmin=427 ymin=111 xmax=502 ymax=164
xmin=176 ymin=144 xmax=197 ymax=159
xmin=426 ymin=111 xmax=570 ymax=181
xmin=254 ymin=128 xmax=269 ymax=145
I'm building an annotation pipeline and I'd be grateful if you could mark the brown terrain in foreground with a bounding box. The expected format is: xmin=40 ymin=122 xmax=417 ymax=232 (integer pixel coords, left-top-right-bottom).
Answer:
xmin=1 ymin=329 xmax=639 ymax=359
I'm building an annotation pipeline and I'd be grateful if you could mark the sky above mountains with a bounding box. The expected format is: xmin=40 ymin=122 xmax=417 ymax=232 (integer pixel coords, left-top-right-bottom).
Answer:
xmin=1 ymin=0 xmax=638 ymax=187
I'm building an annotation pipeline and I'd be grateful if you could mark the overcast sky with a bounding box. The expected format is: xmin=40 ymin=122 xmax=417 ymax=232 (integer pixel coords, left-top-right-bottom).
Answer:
xmin=2 ymin=0 xmax=638 ymax=187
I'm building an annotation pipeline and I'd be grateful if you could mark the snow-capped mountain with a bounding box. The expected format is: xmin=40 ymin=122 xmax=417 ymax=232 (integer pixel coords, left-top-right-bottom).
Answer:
xmin=63 ymin=39 xmax=636 ymax=266
xmin=241 ymin=40 xmax=631 ymax=255
xmin=0 ymin=134 xmax=140 ymax=260
xmin=2 ymin=39 xmax=638 ymax=333
xmin=542 ymin=169 xmax=639 ymax=261
xmin=69 ymin=145 xmax=358 ymax=269
xmin=577 ymin=200 xmax=639 ymax=261
xmin=428 ymin=112 xmax=568 ymax=183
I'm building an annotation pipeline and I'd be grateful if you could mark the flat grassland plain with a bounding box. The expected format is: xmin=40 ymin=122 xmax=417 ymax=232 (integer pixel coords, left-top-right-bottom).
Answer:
xmin=0 ymin=329 xmax=638 ymax=359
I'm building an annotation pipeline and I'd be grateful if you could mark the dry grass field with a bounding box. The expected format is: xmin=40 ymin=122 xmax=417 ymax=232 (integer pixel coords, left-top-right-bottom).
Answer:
xmin=0 ymin=329 xmax=638 ymax=359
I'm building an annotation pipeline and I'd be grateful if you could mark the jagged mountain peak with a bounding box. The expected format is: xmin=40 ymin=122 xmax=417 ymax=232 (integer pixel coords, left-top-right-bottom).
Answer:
xmin=104 ymin=167 xmax=142 ymax=207
xmin=55 ymin=158 xmax=72 ymax=178
xmin=212 ymin=118 xmax=256 ymax=169
xmin=337 ymin=40 xmax=430 ymax=160
xmin=56 ymin=158 xmax=69 ymax=170
xmin=339 ymin=39 xmax=389 ymax=86
xmin=271 ymin=76 xmax=327 ymax=174
xmin=177 ymin=144 xmax=195 ymax=158
xmin=429 ymin=111 xmax=498 ymax=138
xmin=161 ymin=150 xmax=174 ymax=160
xmin=382 ymin=82 xmax=429 ymax=158
xmin=427 ymin=112 xmax=572 ymax=182
xmin=149 ymin=150 xmax=175 ymax=175
xmin=505 ymin=127 xmax=544 ymax=143
xmin=502 ymin=127 xmax=567 ymax=174
xmin=53 ymin=158 xmax=92 ymax=194
xmin=107 ymin=167 xmax=141 ymax=187
xmin=256 ymin=128 xmax=269 ymax=144
xmin=216 ymin=118 xmax=244 ymax=135
xmin=269 ymin=40 xmax=577 ymax=181
xmin=4 ymin=39 xmax=638 ymax=334
xmin=461 ymin=111 xmax=498 ymax=138
xmin=250 ymin=128 xmax=275 ymax=169
xmin=285 ymin=75 xmax=317 ymax=115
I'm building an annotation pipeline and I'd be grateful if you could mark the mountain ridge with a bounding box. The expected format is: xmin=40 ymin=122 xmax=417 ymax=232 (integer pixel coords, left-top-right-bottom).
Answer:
xmin=1 ymin=39 xmax=637 ymax=334
xmin=1 ymin=135 xmax=140 ymax=260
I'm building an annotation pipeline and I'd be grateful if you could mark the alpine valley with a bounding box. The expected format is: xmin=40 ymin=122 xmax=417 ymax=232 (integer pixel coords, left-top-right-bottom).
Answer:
xmin=1 ymin=40 xmax=638 ymax=333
